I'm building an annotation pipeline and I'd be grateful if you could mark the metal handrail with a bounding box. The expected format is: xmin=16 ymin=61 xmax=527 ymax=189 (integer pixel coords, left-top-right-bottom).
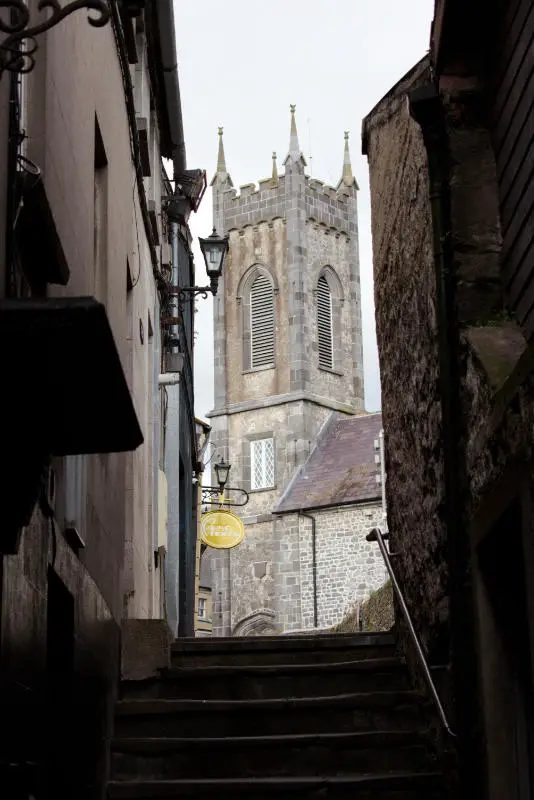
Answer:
xmin=366 ymin=526 xmax=456 ymax=737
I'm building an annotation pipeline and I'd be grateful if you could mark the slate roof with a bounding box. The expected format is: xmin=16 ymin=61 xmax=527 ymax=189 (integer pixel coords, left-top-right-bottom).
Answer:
xmin=275 ymin=412 xmax=383 ymax=513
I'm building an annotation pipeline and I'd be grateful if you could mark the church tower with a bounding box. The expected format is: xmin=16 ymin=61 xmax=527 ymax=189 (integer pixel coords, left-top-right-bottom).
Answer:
xmin=209 ymin=109 xmax=364 ymax=636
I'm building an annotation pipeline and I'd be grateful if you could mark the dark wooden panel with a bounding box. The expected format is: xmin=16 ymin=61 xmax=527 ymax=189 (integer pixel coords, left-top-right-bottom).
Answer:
xmin=493 ymin=9 xmax=534 ymax=119
xmin=492 ymin=42 xmax=534 ymax=158
xmin=500 ymin=153 xmax=534 ymax=237
xmin=493 ymin=0 xmax=533 ymax=89
xmin=497 ymin=111 xmax=534 ymax=206
xmin=506 ymin=237 xmax=534 ymax=314
xmin=502 ymin=177 xmax=534 ymax=260
xmin=524 ymin=306 xmax=534 ymax=341
xmin=491 ymin=0 xmax=534 ymax=338
xmin=515 ymin=277 xmax=534 ymax=328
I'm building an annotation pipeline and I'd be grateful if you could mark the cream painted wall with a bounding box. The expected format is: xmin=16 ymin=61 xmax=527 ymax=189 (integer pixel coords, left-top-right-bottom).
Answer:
xmin=22 ymin=10 xmax=165 ymax=620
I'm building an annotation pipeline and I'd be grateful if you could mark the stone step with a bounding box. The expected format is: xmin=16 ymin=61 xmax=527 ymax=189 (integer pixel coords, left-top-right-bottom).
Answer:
xmin=108 ymin=772 xmax=444 ymax=799
xmin=114 ymin=691 xmax=424 ymax=738
xmin=120 ymin=657 xmax=408 ymax=701
xmin=111 ymin=730 xmax=434 ymax=781
xmin=171 ymin=633 xmax=396 ymax=667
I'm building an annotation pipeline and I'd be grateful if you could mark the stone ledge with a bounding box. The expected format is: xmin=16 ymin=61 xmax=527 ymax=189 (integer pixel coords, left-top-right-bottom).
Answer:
xmin=207 ymin=391 xmax=361 ymax=418
xmin=121 ymin=618 xmax=173 ymax=681
xmin=465 ymin=322 xmax=526 ymax=392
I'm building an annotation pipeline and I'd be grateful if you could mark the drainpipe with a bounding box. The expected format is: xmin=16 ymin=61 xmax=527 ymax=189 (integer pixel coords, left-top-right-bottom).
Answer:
xmin=409 ymin=84 xmax=481 ymax=793
xmin=299 ymin=511 xmax=318 ymax=629
xmin=164 ymin=220 xmax=181 ymax=637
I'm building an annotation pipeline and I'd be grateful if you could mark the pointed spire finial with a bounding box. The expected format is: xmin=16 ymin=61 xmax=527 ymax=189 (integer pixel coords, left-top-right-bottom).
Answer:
xmin=341 ymin=130 xmax=354 ymax=187
xmin=271 ymin=151 xmax=279 ymax=185
xmin=289 ymin=104 xmax=300 ymax=158
xmin=211 ymin=126 xmax=233 ymax=187
xmin=216 ymin=126 xmax=226 ymax=174
xmin=284 ymin=105 xmax=307 ymax=170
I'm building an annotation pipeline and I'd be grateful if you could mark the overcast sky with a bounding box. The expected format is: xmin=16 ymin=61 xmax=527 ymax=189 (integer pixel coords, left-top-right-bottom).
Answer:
xmin=174 ymin=0 xmax=434 ymax=423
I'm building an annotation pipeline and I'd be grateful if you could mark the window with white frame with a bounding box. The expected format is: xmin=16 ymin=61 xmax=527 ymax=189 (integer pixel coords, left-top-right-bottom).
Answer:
xmin=250 ymin=438 xmax=275 ymax=490
xmin=198 ymin=597 xmax=207 ymax=619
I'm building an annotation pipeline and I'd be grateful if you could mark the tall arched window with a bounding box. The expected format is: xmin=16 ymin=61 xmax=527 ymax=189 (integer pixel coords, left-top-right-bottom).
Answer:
xmin=250 ymin=272 xmax=275 ymax=368
xmin=317 ymin=274 xmax=333 ymax=369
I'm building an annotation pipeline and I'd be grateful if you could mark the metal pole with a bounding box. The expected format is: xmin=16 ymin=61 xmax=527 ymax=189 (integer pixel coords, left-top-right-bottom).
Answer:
xmin=367 ymin=526 xmax=455 ymax=737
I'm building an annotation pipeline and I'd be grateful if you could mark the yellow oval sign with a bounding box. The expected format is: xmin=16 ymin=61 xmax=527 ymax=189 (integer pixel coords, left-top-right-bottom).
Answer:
xmin=200 ymin=510 xmax=245 ymax=549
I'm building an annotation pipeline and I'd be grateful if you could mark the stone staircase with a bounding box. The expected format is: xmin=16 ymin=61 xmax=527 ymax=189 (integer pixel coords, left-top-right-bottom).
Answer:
xmin=108 ymin=632 xmax=447 ymax=799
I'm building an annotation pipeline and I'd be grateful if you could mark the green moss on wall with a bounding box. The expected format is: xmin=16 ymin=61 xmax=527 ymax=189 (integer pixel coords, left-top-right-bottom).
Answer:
xmin=361 ymin=580 xmax=394 ymax=632
xmin=330 ymin=581 xmax=395 ymax=634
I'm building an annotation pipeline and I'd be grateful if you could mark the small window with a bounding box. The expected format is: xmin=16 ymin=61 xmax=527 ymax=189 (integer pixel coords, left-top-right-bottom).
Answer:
xmin=317 ymin=275 xmax=333 ymax=369
xmin=250 ymin=273 xmax=275 ymax=368
xmin=251 ymin=438 xmax=275 ymax=490
xmin=198 ymin=597 xmax=207 ymax=619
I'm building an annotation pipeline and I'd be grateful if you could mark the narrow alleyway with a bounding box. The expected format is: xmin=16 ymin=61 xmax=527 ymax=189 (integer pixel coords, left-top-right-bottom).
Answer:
xmin=108 ymin=632 xmax=447 ymax=798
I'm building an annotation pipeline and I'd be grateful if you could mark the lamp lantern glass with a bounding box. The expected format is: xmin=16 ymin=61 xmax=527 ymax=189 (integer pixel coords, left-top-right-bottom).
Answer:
xmin=214 ymin=458 xmax=231 ymax=491
xmin=199 ymin=229 xmax=229 ymax=286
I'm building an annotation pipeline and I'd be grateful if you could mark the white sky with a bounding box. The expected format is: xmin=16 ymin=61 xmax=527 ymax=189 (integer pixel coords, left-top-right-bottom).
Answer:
xmin=174 ymin=0 xmax=434 ymax=423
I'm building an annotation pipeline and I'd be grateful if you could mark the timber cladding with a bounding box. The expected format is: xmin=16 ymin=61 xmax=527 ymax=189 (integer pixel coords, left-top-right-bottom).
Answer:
xmin=491 ymin=0 xmax=534 ymax=338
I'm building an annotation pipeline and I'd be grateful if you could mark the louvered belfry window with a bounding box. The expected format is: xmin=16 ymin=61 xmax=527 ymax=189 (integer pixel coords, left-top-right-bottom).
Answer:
xmin=250 ymin=273 xmax=275 ymax=368
xmin=317 ymin=275 xmax=333 ymax=369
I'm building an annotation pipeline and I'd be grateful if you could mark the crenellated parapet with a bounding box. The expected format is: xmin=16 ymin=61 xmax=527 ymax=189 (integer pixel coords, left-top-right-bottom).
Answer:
xmin=212 ymin=109 xmax=358 ymax=237
xmin=219 ymin=174 xmax=356 ymax=236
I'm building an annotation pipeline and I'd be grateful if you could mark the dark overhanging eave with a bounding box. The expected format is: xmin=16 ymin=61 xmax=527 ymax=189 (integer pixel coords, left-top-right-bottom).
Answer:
xmin=1 ymin=297 xmax=143 ymax=455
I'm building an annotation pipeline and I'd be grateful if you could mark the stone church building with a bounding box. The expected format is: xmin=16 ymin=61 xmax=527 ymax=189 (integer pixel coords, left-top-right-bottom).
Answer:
xmin=207 ymin=108 xmax=386 ymax=636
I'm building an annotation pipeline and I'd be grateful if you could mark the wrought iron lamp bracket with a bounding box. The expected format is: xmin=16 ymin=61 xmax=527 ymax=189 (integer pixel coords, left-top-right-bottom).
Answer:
xmin=0 ymin=1 xmax=110 ymax=76
xmin=201 ymin=485 xmax=249 ymax=507
xmin=169 ymin=284 xmax=217 ymax=305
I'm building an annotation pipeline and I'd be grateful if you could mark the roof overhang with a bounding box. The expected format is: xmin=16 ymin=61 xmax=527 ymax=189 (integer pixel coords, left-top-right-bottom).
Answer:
xmin=1 ymin=297 xmax=143 ymax=552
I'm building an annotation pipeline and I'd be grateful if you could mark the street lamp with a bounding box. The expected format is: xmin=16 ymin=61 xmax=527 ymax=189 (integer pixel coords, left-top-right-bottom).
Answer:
xmin=198 ymin=229 xmax=229 ymax=296
xmin=169 ymin=228 xmax=229 ymax=305
xmin=213 ymin=458 xmax=231 ymax=492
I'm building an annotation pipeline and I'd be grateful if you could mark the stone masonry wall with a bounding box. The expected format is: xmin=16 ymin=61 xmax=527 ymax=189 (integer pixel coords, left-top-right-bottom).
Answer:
xmin=305 ymin=221 xmax=364 ymax=407
xmin=224 ymin=220 xmax=289 ymax=406
xmin=363 ymin=58 xmax=450 ymax=659
xmin=209 ymin=401 xmax=332 ymax=635
xmin=274 ymin=502 xmax=387 ymax=632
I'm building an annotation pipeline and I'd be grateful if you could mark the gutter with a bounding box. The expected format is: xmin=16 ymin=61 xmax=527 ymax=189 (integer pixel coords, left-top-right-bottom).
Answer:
xmin=274 ymin=497 xmax=382 ymax=516
xmin=156 ymin=0 xmax=186 ymax=178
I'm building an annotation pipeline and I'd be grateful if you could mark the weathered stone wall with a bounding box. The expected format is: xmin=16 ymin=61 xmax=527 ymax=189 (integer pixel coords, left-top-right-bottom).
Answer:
xmin=361 ymin=581 xmax=394 ymax=632
xmin=210 ymin=401 xmax=332 ymax=636
xmin=363 ymin=57 xmax=449 ymax=659
xmin=305 ymin=220 xmax=364 ymax=408
xmin=224 ymin=220 xmax=289 ymax=406
xmin=274 ymin=502 xmax=387 ymax=631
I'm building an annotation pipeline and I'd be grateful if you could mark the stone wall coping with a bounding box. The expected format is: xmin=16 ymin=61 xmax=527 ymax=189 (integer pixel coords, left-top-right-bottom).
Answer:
xmin=207 ymin=391 xmax=362 ymax=418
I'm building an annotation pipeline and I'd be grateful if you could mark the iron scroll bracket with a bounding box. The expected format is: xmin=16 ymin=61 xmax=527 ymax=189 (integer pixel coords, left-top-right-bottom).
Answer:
xmin=168 ymin=284 xmax=217 ymax=305
xmin=0 ymin=1 xmax=110 ymax=76
xmin=201 ymin=485 xmax=249 ymax=507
